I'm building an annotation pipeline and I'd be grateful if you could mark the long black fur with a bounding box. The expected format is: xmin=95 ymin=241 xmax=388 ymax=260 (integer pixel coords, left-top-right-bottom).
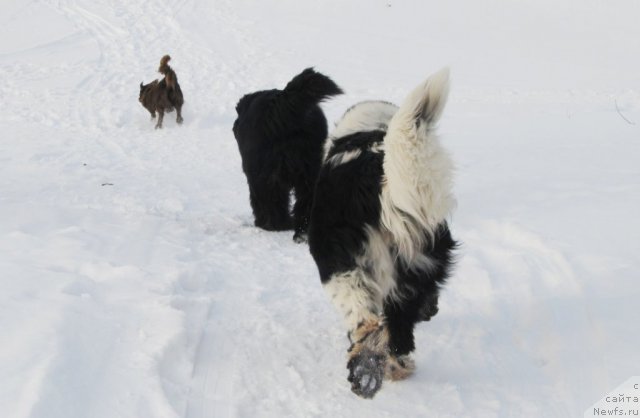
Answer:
xmin=232 ymin=68 xmax=343 ymax=241
xmin=309 ymin=131 xmax=387 ymax=280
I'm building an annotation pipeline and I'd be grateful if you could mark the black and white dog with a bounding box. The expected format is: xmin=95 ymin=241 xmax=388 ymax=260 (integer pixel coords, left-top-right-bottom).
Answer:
xmin=308 ymin=69 xmax=457 ymax=398
xmin=233 ymin=68 xmax=343 ymax=242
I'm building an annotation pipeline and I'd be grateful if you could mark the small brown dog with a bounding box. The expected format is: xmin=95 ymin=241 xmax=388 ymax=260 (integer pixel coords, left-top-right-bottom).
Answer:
xmin=139 ymin=55 xmax=184 ymax=129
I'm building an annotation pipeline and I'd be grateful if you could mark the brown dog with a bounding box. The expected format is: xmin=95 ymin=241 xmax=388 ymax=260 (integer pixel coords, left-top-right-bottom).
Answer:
xmin=139 ymin=55 xmax=184 ymax=129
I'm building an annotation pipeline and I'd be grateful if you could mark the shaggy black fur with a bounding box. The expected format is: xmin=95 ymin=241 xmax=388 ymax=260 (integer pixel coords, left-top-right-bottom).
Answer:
xmin=384 ymin=223 xmax=456 ymax=355
xmin=309 ymin=131 xmax=387 ymax=280
xmin=232 ymin=68 xmax=343 ymax=242
xmin=139 ymin=55 xmax=184 ymax=129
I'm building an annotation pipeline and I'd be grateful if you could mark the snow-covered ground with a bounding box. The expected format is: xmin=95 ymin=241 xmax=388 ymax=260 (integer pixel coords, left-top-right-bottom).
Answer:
xmin=1 ymin=0 xmax=639 ymax=417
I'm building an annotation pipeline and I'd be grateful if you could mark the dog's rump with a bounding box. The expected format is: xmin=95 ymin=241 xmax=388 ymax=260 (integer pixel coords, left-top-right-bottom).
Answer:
xmin=157 ymin=80 xmax=183 ymax=109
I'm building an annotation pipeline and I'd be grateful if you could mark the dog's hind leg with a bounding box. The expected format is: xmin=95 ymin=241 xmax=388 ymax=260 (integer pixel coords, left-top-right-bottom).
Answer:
xmin=381 ymin=280 xmax=439 ymax=381
xmin=176 ymin=105 xmax=183 ymax=125
xmin=155 ymin=109 xmax=164 ymax=129
xmin=385 ymin=223 xmax=456 ymax=354
xmin=324 ymin=269 xmax=390 ymax=398
xmin=291 ymin=175 xmax=315 ymax=243
xmin=248 ymin=176 xmax=292 ymax=231
xmin=383 ymin=278 xmax=439 ymax=358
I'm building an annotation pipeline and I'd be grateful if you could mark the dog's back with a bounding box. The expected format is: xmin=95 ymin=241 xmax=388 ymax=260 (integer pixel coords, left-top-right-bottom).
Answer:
xmin=234 ymin=68 xmax=342 ymax=149
xmin=274 ymin=68 xmax=342 ymax=137
xmin=139 ymin=80 xmax=173 ymax=112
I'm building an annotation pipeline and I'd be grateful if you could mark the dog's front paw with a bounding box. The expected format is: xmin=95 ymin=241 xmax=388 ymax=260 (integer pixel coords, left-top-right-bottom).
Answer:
xmin=177 ymin=116 xmax=184 ymax=124
xmin=347 ymin=349 xmax=385 ymax=399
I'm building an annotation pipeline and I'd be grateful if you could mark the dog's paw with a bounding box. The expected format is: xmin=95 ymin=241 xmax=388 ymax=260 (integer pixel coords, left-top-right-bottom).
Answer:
xmin=347 ymin=349 xmax=385 ymax=399
xmin=293 ymin=231 xmax=307 ymax=244
xmin=177 ymin=116 xmax=184 ymax=124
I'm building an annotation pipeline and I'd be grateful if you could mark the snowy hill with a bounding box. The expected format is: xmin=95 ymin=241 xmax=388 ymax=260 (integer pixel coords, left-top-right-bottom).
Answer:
xmin=1 ymin=0 xmax=639 ymax=417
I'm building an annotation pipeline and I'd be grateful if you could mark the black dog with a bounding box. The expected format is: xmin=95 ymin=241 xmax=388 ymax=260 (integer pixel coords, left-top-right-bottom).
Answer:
xmin=232 ymin=68 xmax=342 ymax=242
xmin=139 ymin=55 xmax=184 ymax=129
xmin=308 ymin=69 xmax=457 ymax=398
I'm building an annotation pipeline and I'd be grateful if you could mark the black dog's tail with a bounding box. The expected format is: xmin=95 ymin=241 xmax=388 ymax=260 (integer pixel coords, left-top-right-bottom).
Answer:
xmin=283 ymin=67 xmax=343 ymax=108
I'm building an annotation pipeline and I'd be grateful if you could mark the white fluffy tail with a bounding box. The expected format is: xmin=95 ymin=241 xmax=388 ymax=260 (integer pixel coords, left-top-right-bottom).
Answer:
xmin=380 ymin=68 xmax=455 ymax=264
xmin=394 ymin=67 xmax=450 ymax=130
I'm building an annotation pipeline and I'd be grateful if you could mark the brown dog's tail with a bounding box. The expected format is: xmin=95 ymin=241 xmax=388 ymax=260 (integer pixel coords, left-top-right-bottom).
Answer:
xmin=158 ymin=55 xmax=176 ymax=90
xmin=158 ymin=55 xmax=171 ymax=74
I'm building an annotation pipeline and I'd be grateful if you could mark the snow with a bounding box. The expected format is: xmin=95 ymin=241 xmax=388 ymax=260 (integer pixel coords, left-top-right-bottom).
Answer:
xmin=1 ymin=0 xmax=639 ymax=417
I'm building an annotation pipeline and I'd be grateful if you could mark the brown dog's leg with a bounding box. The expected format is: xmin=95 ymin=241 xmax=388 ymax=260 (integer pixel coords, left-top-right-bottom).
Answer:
xmin=155 ymin=109 xmax=164 ymax=129
xmin=176 ymin=106 xmax=183 ymax=124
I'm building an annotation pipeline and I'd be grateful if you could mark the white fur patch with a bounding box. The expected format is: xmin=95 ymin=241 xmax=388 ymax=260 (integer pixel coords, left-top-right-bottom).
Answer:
xmin=356 ymin=226 xmax=398 ymax=302
xmin=325 ymin=141 xmax=385 ymax=168
xmin=324 ymin=101 xmax=398 ymax=161
xmin=380 ymin=68 xmax=455 ymax=265
xmin=369 ymin=142 xmax=384 ymax=154
xmin=325 ymin=149 xmax=362 ymax=167
xmin=324 ymin=226 xmax=421 ymax=330
xmin=324 ymin=269 xmax=381 ymax=331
